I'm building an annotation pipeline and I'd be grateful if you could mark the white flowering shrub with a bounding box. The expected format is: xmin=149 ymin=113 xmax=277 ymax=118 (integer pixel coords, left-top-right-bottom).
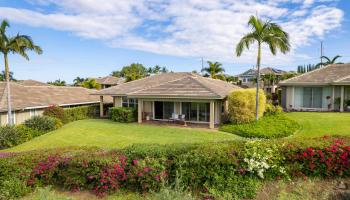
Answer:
xmin=242 ymin=141 xmax=287 ymax=179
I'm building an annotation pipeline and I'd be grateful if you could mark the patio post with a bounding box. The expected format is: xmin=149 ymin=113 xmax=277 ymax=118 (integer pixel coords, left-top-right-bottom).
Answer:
xmin=209 ymin=100 xmax=215 ymax=129
xmin=99 ymin=96 xmax=104 ymax=117
xmin=340 ymin=86 xmax=344 ymax=112
xmin=138 ymin=99 xmax=143 ymax=123
xmin=332 ymin=86 xmax=335 ymax=110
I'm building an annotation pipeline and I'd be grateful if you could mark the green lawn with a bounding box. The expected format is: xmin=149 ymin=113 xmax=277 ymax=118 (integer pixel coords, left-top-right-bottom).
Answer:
xmin=5 ymin=119 xmax=239 ymax=152
xmin=286 ymin=112 xmax=350 ymax=138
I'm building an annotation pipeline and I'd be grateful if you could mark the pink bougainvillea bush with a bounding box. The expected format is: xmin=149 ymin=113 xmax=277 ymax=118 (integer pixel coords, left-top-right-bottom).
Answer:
xmin=1 ymin=136 xmax=350 ymax=200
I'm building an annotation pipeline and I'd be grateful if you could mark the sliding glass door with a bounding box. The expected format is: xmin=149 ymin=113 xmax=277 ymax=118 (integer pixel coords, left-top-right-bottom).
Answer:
xmin=303 ymin=87 xmax=323 ymax=108
xmin=181 ymin=102 xmax=210 ymax=122
xmin=154 ymin=101 xmax=174 ymax=120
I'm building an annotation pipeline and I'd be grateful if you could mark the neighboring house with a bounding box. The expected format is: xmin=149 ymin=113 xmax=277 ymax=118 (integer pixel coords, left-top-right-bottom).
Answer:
xmin=95 ymin=76 xmax=124 ymax=89
xmin=279 ymin=64 xmax=350 ymax=112
xmin=0 ymin=81 xmax=104 ymax=125
xmin=94 ymin=72 xmax=240 ymax=128
xmin=237 ymin=67 xmax=286 ymax=93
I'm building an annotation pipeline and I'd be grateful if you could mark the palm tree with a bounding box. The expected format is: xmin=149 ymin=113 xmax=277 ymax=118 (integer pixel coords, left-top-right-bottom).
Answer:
xmin=47 ymin=79 xmax=66 ymax=86
xmin=0 ymin=20 xmax=42 ymax=125
xmin=0 ymin=70 xmax=15 ymax=81
xmin=201 ymin=61 xmax=225 ymax=79
xmin=73 ymin=76 xmax=86 ymax=86
xmin=236 ymin=15 xmax=290 ymax=120
xmin=316 ymin=55 xmax=343 ymax=67
xmin=82 ymin=79 xmax=101 ymax=90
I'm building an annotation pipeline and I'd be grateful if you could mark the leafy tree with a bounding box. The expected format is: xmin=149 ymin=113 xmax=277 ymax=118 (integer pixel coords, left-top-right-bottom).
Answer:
xmin=261 ymin=73 xmax=277 ymax=87
xmin=47 ymin=79 xmax=66 ymax=86
xmin=121 ymin=63 xmax=147 ymax=82
xmin=0 ymin=70 xmax=15 ymax=81
xmin=0 ymin=20 xmax=42 ymax=125
xmin=225 ymin=75 xmax=238 ymax=83
xmin=73 ymin=76 xmax=86 ymax=86
xmin=236 ymin=15 xmax=290 ymax=120
xmin=316 ymin=55 xmax=343 ymax=67
xmin=82 ymin=79 xmax=101 ymax=89
xmin=201 ymin=61 xmax=225 ymax=80
xmin=111 ymin=70 xmax=123 ymax=78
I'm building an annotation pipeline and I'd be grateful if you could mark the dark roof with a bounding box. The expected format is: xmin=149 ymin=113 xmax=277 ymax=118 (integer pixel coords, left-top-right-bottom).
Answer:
xmin=95 ymin=76 xmax=124 ymax=85
xmin=94 ymin=72 xmax=240 ymax=99
xmin=279 ymin=64 xmax=350 ymax=86
xmin=0 ymin=82 xmax=102 ymax=112
xmin=239 ymin=67 xmax=286 ymax=77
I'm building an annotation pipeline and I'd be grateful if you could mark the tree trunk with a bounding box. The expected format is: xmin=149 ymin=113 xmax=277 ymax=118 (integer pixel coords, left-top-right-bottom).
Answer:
xmin=4 ymin=53 xmax=13 ymax=125
xmin=255 ymin=42 xmax=261 ymax=120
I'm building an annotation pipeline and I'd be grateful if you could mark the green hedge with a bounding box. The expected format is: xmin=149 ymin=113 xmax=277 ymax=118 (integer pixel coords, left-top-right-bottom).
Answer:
xmin=228 ymin=89 xmax=266 ymax=124
xmin=1 ymin=136 xmax=349 ymax=199
xmin=219 ymin=114 xmax=300 ymax=139
xmin=109 ymin=107 xmax=136 ymax=123
xmin=63 ymin=105 xmax=99 ymax=123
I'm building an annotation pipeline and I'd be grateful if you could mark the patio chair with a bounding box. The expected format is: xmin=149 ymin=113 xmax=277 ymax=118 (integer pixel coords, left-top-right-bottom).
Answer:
xmin=169 ymin=113 xmax=179 ymax=122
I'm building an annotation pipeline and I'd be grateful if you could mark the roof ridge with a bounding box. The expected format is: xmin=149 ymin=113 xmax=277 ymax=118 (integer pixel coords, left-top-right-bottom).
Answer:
xmin=189 ymin=75 xmax=221 ymax=97
xmin=280 ymin=64 xmax=334 ymax=84
xmin=128 ymin=73 xmax=192 ymax=95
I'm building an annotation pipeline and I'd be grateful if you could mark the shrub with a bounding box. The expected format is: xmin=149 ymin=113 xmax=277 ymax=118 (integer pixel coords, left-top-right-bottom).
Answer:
xmin=0 ymin=125 xmax=36 ymax=150
xmin=63 ymin=105 xmax=99 ymax=123
xmin=43 ymin=105 xmax=66 ymax=123
xmin=264 ymin=104 xmax=283 ymax=116
xmin=24 ymin=116 xmax=56 ymax=133
xmin=219 ymin=114 xmax=300 ymax=139
xmin=109 ymin=107 xmax=136 ymax=123
xmin=227 ymin=89 xmax=266 ymax=124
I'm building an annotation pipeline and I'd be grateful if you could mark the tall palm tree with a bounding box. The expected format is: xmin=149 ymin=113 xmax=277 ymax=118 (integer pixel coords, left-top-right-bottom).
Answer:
xmin=73 ymin=76 xmax=86 ymax=86
xmin=316 ymin=55 xmax=343 ymax=67
xmin=201 ymin=61 xmax=225 ymax=79
xmin=0 ymin=20 xmax=42 ymax=125
xmin=236 ymin=15 xmax=290 ymax=120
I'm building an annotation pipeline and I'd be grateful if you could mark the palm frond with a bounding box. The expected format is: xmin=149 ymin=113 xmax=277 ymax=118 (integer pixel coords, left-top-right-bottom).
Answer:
xmin=235 ymin=33 xmax=256 ymax=56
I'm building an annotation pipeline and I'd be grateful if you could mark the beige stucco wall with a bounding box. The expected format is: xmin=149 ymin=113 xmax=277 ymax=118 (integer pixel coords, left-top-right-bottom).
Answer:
xmin=0 ymin=109 xmax=45 ymax=126
xmin=174 ymin=102 xmax=181 ymax=114
xmin=143 ymin=101 xmax=153 ymax=119
xmin=113 ymin=96 xmax=122 ymax=107
xmin=15 ymin=111 xmax=31 ymax=125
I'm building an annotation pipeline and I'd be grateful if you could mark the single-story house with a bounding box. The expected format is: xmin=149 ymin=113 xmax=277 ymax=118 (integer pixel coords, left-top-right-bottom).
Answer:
xmin=0 ymin=81 xmax=106 ymax=125
xmin=237 ymin=67 xmax=286 ymax=93
xmin=279 ymin=63 xmax=350 ymax=112
xmin=95 ymin=76 xmax=124 ymax=89
xmin=93 ymin=72 xmax=240 ymax=128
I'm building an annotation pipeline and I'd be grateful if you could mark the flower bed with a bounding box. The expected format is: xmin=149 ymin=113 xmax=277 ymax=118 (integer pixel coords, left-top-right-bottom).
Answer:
xmin=1 ymin=136 xmax=350 ymax=199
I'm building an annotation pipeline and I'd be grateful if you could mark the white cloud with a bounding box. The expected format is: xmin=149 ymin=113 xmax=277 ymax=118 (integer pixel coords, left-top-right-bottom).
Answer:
xmin=0 ymin=0 xmax=344 ymax=66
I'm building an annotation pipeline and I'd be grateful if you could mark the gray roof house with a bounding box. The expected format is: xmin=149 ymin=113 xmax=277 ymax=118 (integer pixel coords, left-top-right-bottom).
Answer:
xmin=237 ymin=67 xmax=286 ymax=93
xmin=94 ymin=72 xmax=240 ymax=128
xmin=279 ymin=63 xmax=350 ymax=112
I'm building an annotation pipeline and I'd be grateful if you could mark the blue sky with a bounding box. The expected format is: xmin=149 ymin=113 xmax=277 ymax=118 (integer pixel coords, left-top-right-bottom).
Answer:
xmin=0 ymin=0 xmax=349 ymax=83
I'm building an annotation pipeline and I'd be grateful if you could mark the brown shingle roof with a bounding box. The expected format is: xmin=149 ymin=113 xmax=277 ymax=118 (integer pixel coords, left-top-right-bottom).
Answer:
xmin=280 ymin=64 xmax=350 ymax=86
xmin=0 ymin=82 xmax=102 ymax=112
xmin=17 ymin=80 xmax=50 ymax=86
xmin=95 ymin=76 xmax=124 ymax=85
xmin=94 ymin=72 xmax=240 ymax=99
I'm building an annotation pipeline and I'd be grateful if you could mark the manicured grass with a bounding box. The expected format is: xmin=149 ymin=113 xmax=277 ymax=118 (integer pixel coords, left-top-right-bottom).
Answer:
xmin=5 ymin=119 xmax=239 ymax=152
xmin=286 ymin=112 xmax=350 ymax=138
xmin=219 ymin=114 xmax=300 ymax=139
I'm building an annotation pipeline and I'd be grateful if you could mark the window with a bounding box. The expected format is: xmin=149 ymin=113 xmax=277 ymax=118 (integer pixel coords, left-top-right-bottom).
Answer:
xmin=181 ymin=102 xmax=210 ymax=122
xmin=303 ymin=87 xmax=323 ymax=108
xmin=29 ymin=109 xmax=37 ymax=117
xmin=122 ymin=97 xmax=138 ymax=109
xmin=154 ymin=101 xmax=174 ymax=119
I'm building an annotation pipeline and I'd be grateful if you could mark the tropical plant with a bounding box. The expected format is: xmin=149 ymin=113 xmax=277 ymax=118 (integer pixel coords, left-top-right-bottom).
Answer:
xmin=0 ymin=70 xmax=15 ymax=81
xmin=201 ymin=61 xmax=225 ymax=80
xmin=121 ymin=63 xmax=147 ymax=82
xmin=0 ymin=20 xmax=42 ymax=125
xmin=261 ymin=73 xmax=276 ymax=87
xmin=110 ymin=70 xmax=123 ymax=78
xmin=47 ymin=79 xmax=66 ymax=86
xmin=236 ymin=15 xmax=290 ymax=120
xmin=315 ymin=55 xmax=343 ymax=67
xmin=81 ymin=78 xmax=101 ymax=89
xmin=73 ymin=76 xmax=86 ymax=86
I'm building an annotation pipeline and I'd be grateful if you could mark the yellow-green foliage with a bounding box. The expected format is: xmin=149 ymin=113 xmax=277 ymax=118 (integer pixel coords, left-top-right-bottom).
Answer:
xmin=228 ymin=89 xmax=266 ymax=124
